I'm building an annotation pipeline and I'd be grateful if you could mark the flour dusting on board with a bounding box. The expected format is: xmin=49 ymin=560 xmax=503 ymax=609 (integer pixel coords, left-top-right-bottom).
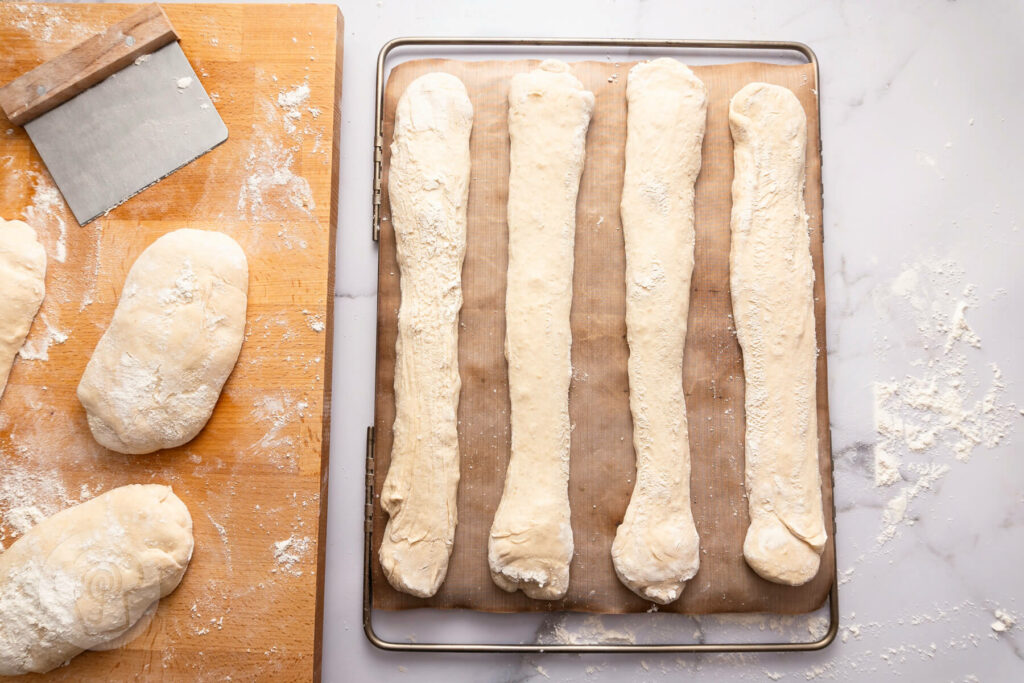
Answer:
xmin=0 ymin=462 xmax=74 ymax=546
xmin=17 ymin=312 xmax=68 ymax=362
xmin=237 ymin=74 xmax=316 ymax=225
xmin=22 ymin=173 xmax=67 ymax=263
xmin=277 ymin=83 xmax=310 ymax=135
xmin=272 ymin=534 xmax=311 ymax=575
xmin=871 ymin=257 xmax=1018 ymax=546
xmin=250 ymin=394 xmax=309 ymax=469
xmin=9 ymin=3 xmax=100 ymax=44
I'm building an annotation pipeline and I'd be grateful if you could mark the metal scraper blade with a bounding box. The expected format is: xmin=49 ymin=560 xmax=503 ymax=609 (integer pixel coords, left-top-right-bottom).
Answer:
xmin=24 ymin=41 xmax=227 ymax=226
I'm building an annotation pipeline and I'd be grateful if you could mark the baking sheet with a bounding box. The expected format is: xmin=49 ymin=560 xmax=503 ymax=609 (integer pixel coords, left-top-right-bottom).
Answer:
xmin=373 ymin=57 xmax=833 ymax=615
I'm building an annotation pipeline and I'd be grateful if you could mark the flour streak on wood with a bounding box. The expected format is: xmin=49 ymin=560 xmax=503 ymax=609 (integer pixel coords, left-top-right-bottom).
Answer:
xmin=0 ymin=4 xmax=343 ymax=680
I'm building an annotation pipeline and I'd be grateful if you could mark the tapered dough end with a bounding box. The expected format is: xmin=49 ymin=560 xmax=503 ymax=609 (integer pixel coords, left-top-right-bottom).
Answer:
xmin=379 ymin=536 xmax=450 ymax=599
xmin=743 ymin=515 xmax=823 ymax=586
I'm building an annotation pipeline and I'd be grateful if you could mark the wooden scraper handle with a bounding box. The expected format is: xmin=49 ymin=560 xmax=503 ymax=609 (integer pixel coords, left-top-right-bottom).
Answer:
xmin=0 ymin=4 xmax=179 ymax=127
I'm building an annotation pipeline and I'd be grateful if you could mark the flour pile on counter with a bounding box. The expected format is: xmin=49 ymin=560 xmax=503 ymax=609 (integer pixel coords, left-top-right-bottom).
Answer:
xmin=872 ymin=257 xmax=1018 ymax=545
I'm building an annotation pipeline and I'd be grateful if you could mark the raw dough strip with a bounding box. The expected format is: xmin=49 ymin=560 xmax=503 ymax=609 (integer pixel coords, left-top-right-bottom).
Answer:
xmin=0 ymin=218 xmax=46 ymax=403
xmin=489 ymin=61 xmax=594 ymax=600
xmin=612 ymin=59 xmax=706 ymax=605
xmin=729 ymin=82 xmax=827 ymax=586
xmin=379 ymin=72 xmax=473 ymax=598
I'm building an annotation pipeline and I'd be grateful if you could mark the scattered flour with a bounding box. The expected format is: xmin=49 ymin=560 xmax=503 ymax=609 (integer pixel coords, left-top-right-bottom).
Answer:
xmin=249 ymin=394 xmax=309 ymax=469
xmin=0 ymin=462 xmax=73 ymax=546
xmin=22 ymin=173 xmax=67 ymax=263
xmin=872 ymin=258 xmax=1017 ymax=545
xmin=17 ymin=312 xmax=69 ymax=362
xmin=2 ymin=506 xmax=44 ymax=536
xmin=302 ymin=309 xmax=325 ymax=333
xmin=176 ymin=76 xmax=193 ymax=91
xmin=540 ymin=614 xmax=637 ymax=645
xmin=9 ymin=3 xmax=99 ymax=43
xmin=237 ymin=138 xmax=315 ymax=221
xmin=272 ymin=534 xmax=311 ymax=575
xmin=277 ymin=83 xmax=310 ymax=135
xmin=990 ymin=609 xmax=1015 ymax=634
xmin=806 ymin=615 xmax=830 ymax=639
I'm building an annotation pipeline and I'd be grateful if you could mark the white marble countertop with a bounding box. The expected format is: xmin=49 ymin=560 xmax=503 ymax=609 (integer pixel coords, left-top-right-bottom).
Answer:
xmin=53 ymin=0 xmax=1024 ymax=680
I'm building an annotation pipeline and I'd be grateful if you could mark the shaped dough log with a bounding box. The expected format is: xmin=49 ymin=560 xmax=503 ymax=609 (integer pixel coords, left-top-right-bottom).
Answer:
xmin=729 ymin=83 xmax=827 ymax=586
xmin=0 ymin=218 xmax=46 ymax=403
xmin=379 ymin=72 xmax=472 ymax=598
xmin=489 ymin=61 xmax=594 ymax=600
xmin=77 ymin=229 xmax=248 ymax=455
xmin=612 ymin=59 xmax=706 ymax=605
xmin=0 ymin=485 xmax=193 ymax=675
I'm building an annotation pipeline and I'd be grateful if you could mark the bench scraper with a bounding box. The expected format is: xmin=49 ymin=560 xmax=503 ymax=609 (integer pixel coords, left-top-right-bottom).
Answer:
xmin=0 ymin=4 xmax=227 ymax=226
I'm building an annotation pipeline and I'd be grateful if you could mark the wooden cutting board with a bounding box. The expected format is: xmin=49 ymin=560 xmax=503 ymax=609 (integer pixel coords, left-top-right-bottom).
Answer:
xmin=0 ymin=4 xmax=342 ymax=680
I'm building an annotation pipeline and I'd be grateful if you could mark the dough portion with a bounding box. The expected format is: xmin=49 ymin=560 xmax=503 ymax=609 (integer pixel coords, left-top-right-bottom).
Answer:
xmin=379 ymin=72 xmax=472 ymax=598
xmin=0 ymin=218 xmax=46 ymax=403
xmin=612 ymin=59 xmax=706 ymax=604
xmin=729 ymin=83 xmax=827 ymax=586
xmin=489 ymin=61 xmax=594 ymax=600
xmin=0 ymin=484 xmax=193 ymax=675
xmin=77 ymin=229 xmax=248 ymax=454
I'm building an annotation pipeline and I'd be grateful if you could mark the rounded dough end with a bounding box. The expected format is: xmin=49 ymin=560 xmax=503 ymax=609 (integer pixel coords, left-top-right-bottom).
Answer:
xmin=379 ymin=538 xmax=448 ymax=599
xmin=743 ymin=515 xmax=822 ymax=586
xmin=487 ymin=535 xmax=570 ymax=601
xmin=610 ymin=521 xmax=699 ymax=605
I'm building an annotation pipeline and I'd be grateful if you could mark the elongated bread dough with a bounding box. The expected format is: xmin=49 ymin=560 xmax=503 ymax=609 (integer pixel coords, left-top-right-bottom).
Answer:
xmin=0 ymin=485 xmax=193 ymax=675
xmin=379 ymin=72 xmax=472 ymax=598
xmin=729 ymin=82 xmax=827 ymax=586
xmin=612 ymin=59 xmax=706 ymax=605
xmin=77 ymin=229 xmax=248 ymax=455
xmin=0 ymin=218 xmax=46 ymax=403
xmin=489 ymin=61 xmax=594 ymax=600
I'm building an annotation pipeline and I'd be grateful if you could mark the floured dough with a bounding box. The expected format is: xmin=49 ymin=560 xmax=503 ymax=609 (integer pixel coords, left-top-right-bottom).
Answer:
xmin=0 ymin=484 xmax=193 ymax=675
xmin=0 ymin=218 xmax=46 ymax=403
xmin=77 ymin=229 xmax=248 ymax=454
xmin=489 ymin=61 xmax=594 ymax=600
xmin=612 ymin=59 xmax=706 ymax=604
xmin=729 ymin=82 xmax=827 ymax=586
xmin=379 ymin=72 xmax=473 ymax=598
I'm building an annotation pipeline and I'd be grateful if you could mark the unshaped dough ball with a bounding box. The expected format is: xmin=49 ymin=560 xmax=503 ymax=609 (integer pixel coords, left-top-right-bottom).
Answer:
xmin=77 ymin=229 xmax=248 ymax=454
xmin=0 ymin=217 xmax=47 ymax=403
xmin=0 ymin=484 xmax=193 ymax=675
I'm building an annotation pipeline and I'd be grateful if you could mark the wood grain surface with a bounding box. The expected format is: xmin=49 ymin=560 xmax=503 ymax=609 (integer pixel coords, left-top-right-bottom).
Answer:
xmin=373 ymin=58 xmax=834 ymax=616
xmin=0 ymin=4 xmax=342 ymax=680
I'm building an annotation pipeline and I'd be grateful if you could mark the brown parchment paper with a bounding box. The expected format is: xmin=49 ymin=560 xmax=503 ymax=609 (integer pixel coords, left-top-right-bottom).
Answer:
xmin=372 ymin=58 xmax=833 ymax=615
